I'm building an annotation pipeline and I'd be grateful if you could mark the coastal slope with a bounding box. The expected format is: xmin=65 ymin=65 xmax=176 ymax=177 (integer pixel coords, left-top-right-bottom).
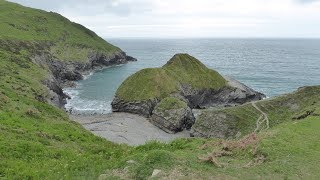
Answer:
xmin=0 ymin=0 xmax=136 ymax=107
xmin=0 ymin=0 xmax=134 ymax=178
xmin=191 ymin=85 xmax=320 ymax=138
xmin=1 ymin=1 xmax=320 ymax=179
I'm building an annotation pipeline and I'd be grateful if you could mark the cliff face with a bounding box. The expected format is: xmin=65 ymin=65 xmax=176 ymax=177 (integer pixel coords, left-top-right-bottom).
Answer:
xmin=0 ymin=1 xmax=136 ymax=108
xmin=112 ymin=53 xmax=265 ymax=133
xmin=33 ymin=50 xmax=136 ymax=108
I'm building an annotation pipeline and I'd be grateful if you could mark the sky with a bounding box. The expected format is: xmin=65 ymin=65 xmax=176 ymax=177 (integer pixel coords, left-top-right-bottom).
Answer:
xmin=8 ymin=0 xmax=320 ymax=38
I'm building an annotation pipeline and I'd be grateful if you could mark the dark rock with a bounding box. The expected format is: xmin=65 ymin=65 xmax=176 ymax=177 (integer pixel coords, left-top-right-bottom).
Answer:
xmin=190 ymin=112 xmax=237 ymax=138
xmin=32 ymin=50 xmax=136 ymax=109
xmin=125 ymin=55 xmax=137 ymax=61
xmin=180 ymin=76 xmax=265 ymax=109
xmin=150 ymin=100 xmax=195 ymax=133
xmin=111 ymin=97 xmax=158 ymax=117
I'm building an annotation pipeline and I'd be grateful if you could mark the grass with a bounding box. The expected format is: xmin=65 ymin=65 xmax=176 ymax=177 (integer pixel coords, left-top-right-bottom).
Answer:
xmin=1 ymin=0 xmax=320 ymax=179
xmin=193 ymin=85 xmax=320 ymax=138
xmin=163 ymin=53 xmax=227 ymax=90
xmin=156 ymin=97 xmax=187 ymax=110
xmin=0 ymin=0 xmax=120 ymax=62
xmin=103 ymin=115 xmax=320 ymax=179
xmin=0 ymin=1 xmax=127 ymax=178
xmin=116 ymin=68 xmax=179 ymax=101
xmin=0 ymin=42 xmax=130 ymax=179
xmin=116 ymin=53 xmax=227 ymax=101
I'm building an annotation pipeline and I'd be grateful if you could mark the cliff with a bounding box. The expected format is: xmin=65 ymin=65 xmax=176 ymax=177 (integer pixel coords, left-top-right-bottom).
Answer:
xmin=0 ymin=0 xmax=136 ymax=108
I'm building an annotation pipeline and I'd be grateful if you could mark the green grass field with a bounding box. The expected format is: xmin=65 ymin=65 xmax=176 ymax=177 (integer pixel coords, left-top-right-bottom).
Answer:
xmin=1 ymin=0 xmax=320 ymax=179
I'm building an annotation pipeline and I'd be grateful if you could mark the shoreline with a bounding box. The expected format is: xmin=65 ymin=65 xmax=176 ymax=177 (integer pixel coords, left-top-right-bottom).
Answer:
xmin=70 ymin=112 xmax=190 ymax=146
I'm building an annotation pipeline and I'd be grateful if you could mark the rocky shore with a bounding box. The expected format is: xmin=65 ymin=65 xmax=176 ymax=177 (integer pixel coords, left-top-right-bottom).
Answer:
xmin=32 ymin=51 xmax=136 ymax=108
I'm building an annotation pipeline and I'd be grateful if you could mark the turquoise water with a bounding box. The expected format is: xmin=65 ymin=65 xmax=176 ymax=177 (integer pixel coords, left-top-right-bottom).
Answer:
xmin=64 ymin=39 xmax=320 ymax=114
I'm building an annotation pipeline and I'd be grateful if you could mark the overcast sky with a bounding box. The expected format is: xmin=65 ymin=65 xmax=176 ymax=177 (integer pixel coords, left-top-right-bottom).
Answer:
xmin=9 ymin=0 xmax=320 ymax=38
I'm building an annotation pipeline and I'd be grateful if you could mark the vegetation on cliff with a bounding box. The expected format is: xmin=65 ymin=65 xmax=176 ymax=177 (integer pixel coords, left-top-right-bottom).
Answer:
xmin=156 ymin=97 xmax=188 ymax=110
xmin=1 ymin=0 xmax=319 ymax=179
xmin=0 ymin=0 xmax=120 ymax=62
xmin=0 ymin=0 xmax=127 ymax=178
xmin=116 ymin=53 xmax=227 ymax=101
xmin=192 ymin=86 xmax=320 ymax=138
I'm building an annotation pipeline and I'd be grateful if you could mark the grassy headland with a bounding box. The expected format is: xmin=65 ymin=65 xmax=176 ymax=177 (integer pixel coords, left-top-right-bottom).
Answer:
xmin=116 ymin=53 xmax=227 ymax=101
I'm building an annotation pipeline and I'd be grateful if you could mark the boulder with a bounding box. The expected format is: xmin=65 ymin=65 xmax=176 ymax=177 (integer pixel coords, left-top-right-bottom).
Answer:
xmin=111 ymin=97 xmax=158 ymax=117
xmin=150 ymin=97 xmax=195 ymax=133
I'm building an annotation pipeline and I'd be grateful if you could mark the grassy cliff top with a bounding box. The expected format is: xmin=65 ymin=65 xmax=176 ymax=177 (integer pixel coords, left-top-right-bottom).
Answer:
xmin=156 ymin=97 xmax=188 ymax=110
xmin=116 ymin=54 xmax=227 ymax=101
xmin=193 ymin=85 xmax=320 ymax=138
xmin=0 ymin=0 xmax=120 ymax=62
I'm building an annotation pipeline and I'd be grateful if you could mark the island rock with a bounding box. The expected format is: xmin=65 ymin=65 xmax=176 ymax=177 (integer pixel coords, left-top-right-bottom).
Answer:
xmin=112 ymin=53 xmax=265 ymax=133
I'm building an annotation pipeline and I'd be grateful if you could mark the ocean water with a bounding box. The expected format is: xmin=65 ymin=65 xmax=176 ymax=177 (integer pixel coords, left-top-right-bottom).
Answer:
xmin=64 ymin=39 xmax=320 ymax=114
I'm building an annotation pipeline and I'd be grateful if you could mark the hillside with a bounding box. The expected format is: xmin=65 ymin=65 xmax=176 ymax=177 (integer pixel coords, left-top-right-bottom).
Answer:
xmin=0 ymin=0 xmax=133 ymax=178
xmin=191 ymin=85 xmax=320 ymax=138
xmin=1 ymin=0 xmax=320 ymax=179
xmin=0 ymin=0 xmax=120 ymax=61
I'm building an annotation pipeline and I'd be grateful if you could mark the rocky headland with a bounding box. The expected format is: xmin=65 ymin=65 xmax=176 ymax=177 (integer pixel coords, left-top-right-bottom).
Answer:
xmin=112 ymin=53 xmax=265 ymax=134
xmin=36 ymin=49 xmax=136 ymax=109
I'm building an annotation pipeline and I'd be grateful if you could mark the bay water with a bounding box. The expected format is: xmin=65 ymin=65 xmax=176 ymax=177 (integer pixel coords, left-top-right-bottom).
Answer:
xmin=64 ymin=39 xmax=320 ymax=114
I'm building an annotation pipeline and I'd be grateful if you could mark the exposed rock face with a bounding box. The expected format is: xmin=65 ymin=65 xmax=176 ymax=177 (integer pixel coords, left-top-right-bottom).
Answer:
xmin=150 ymin=97 xmax=195 ymax=133
xmin=181 ymin=77 xmax=265 ymax=109
xmin=190 ymin=111 xmax=238 ymax=139
xmin=111 ymin=97 xmax=158 ymax=117
xmin=32 ymin=51 xmax=136 ymax=108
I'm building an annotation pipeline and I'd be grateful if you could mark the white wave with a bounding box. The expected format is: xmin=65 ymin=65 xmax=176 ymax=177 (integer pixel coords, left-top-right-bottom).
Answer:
xmin=63 ymin=87 xmax=112 ymax=115
xmin=82 ymin=72 xmax=94 ymax=80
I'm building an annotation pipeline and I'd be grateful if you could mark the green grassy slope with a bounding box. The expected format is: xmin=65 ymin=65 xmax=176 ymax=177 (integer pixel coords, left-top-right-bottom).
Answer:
xmin=105 ymin=115 xmax=320 ymax=179
xmin=0 ymin=43 xmax=130 ymax=178
xmin=0 ymin=1 xmax=128 ymax=178
xmin=116 ymin=53 xmax=227 ymax=101
xmin=156 ymin=97 xmax=188 ymax=110
xmin=0 ymin=0 xmax=120 ymax=62
xmin=1 ymin=0 xmax=320 ymax=179
xmin=193 ymin=86 xmax=320 ymax=138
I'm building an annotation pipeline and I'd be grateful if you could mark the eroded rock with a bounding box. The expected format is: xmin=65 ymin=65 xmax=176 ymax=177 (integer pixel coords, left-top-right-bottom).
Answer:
xmin=150 ymin=97 xmax=195 ymax=133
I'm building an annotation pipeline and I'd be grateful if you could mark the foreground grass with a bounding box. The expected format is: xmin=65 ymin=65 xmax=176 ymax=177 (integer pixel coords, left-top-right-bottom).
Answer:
xmin=104 ymin=116 xmax=320 ymax=179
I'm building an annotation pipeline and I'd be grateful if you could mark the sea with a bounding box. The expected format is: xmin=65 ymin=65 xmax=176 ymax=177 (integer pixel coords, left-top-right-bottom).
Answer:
xmin=64 ymin=38 xmax=320 ymax=114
